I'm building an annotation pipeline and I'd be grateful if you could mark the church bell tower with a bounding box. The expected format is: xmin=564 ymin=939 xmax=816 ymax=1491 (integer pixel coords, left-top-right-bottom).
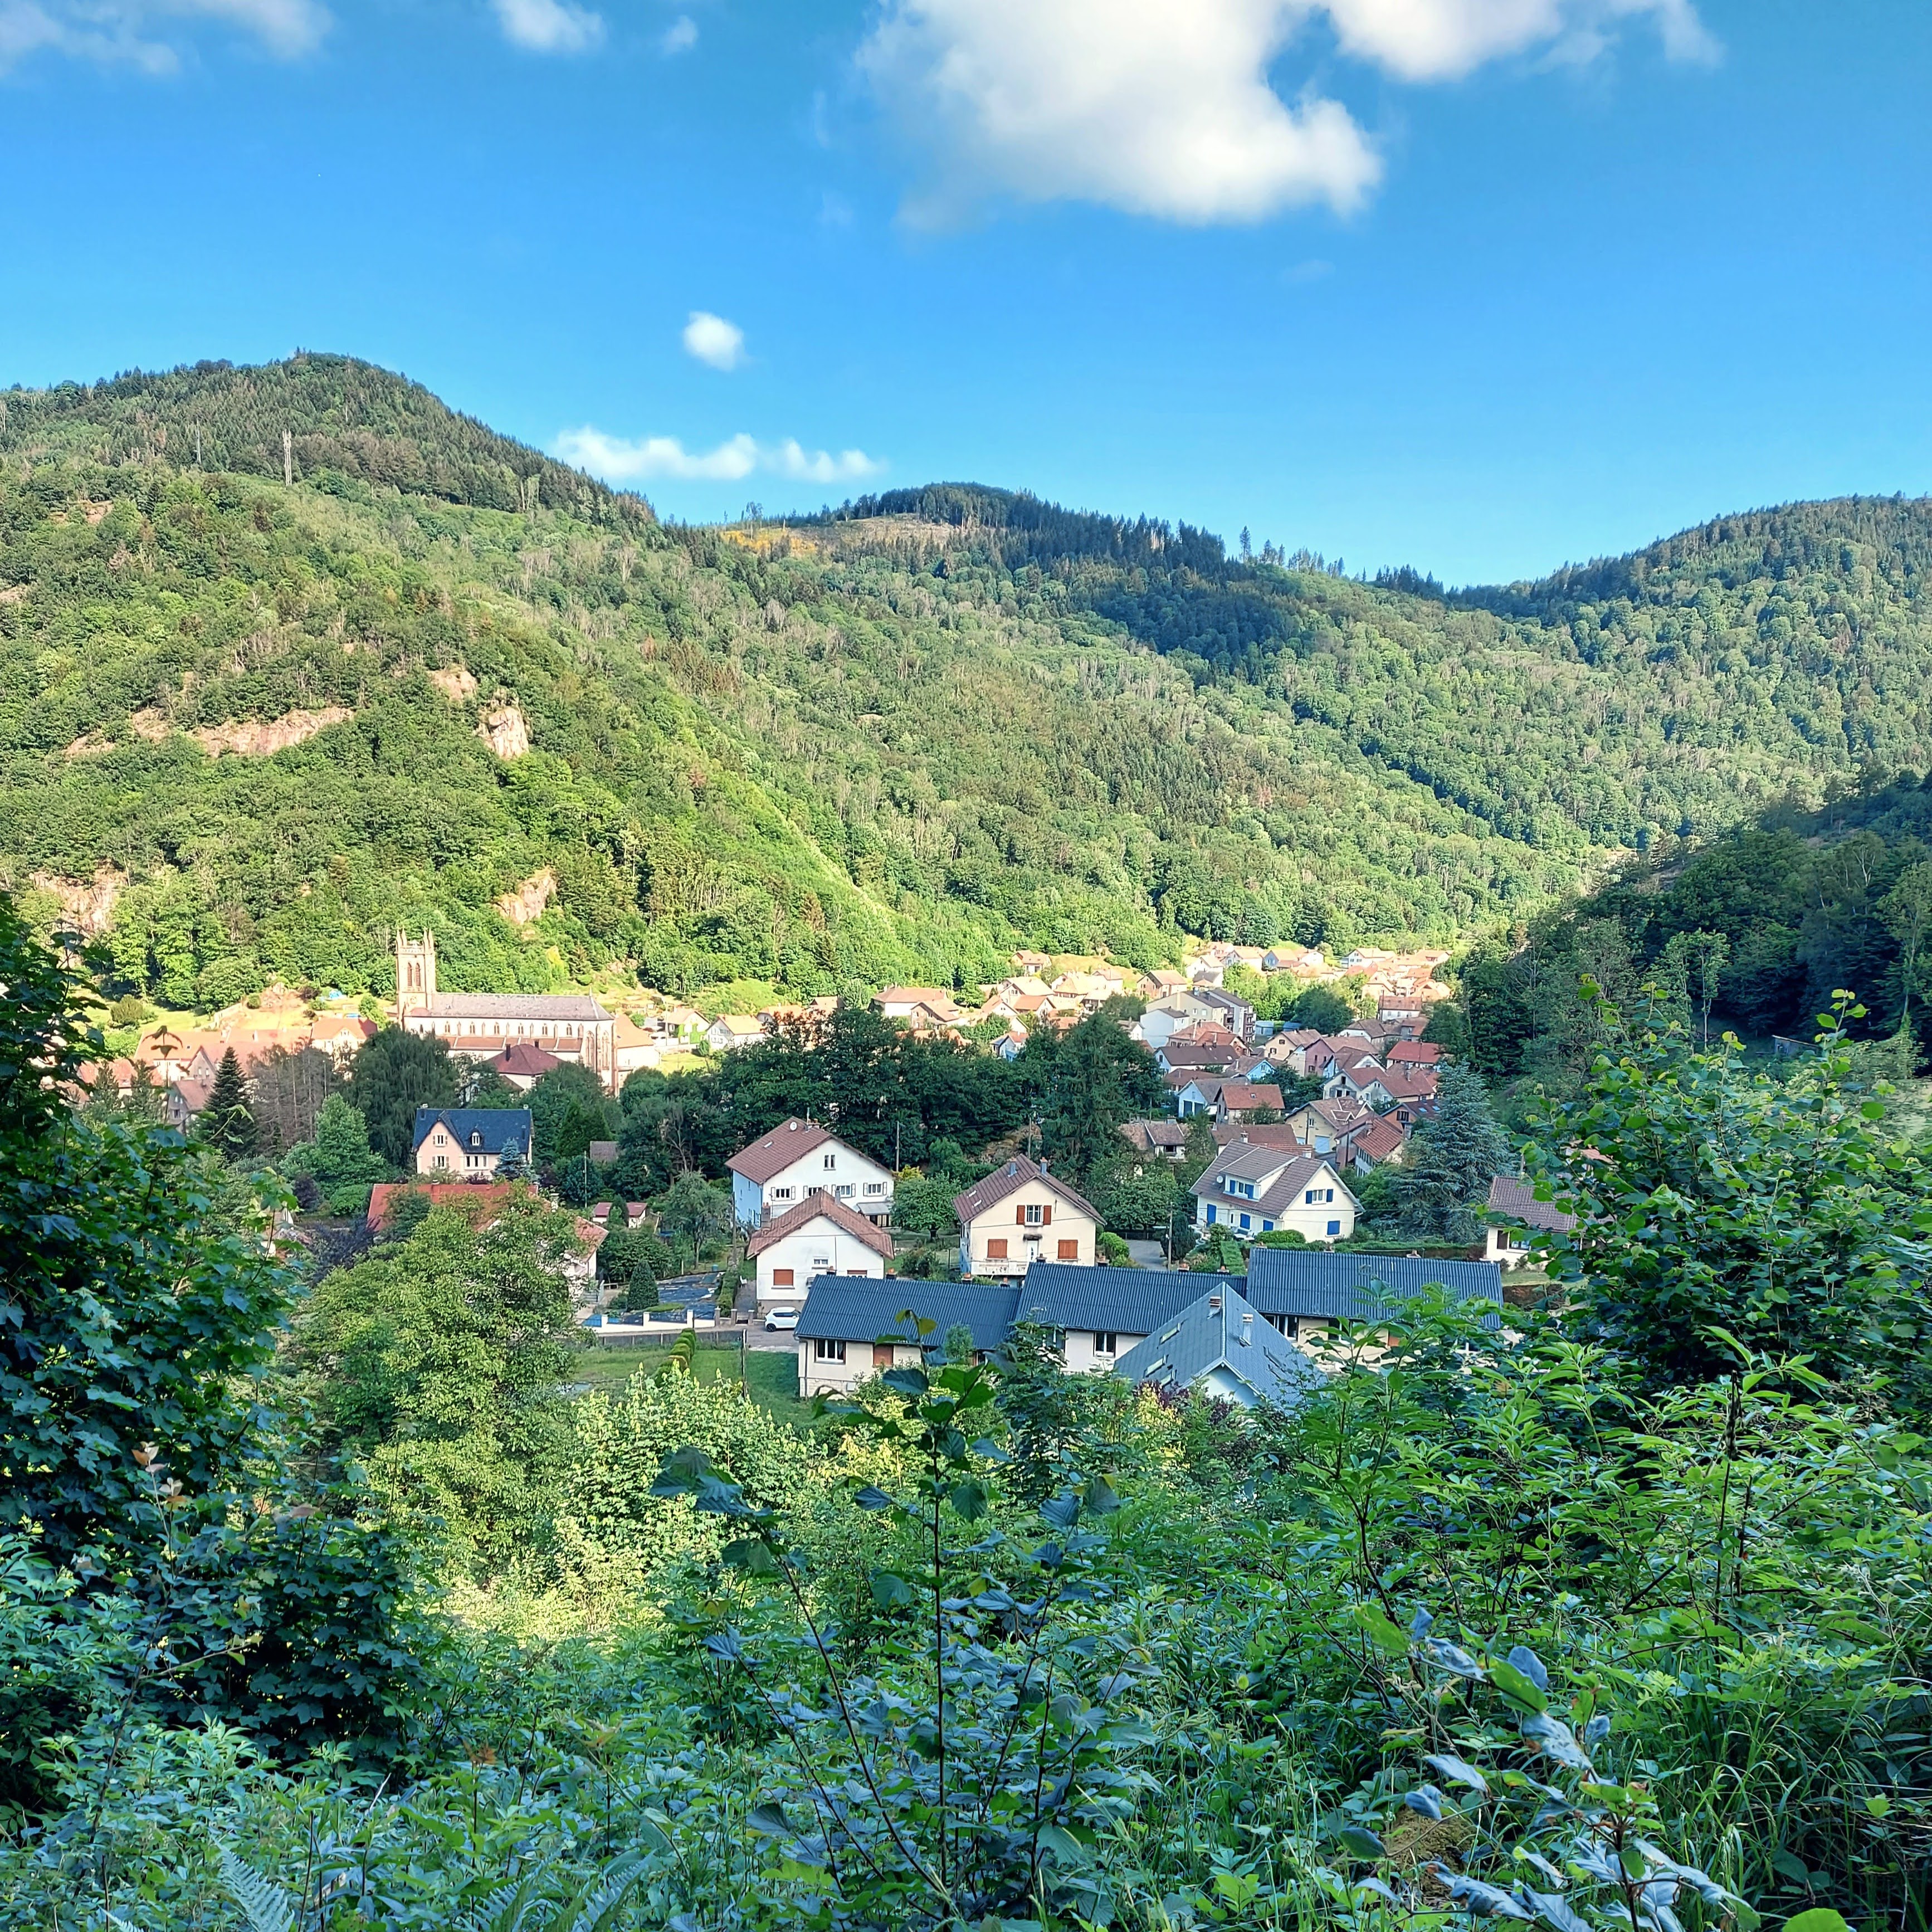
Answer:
xmin=395 ymin=927 xmax=437 ymax=1024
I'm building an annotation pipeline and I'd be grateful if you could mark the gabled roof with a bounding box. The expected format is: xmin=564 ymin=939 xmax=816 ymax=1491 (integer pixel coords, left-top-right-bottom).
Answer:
xmin=1121 ymin=1118 xmax=1190 ymax=1152
xmin=1194 ymin=1148 xmax=1350 ymax=1219
xmin=1115 ymin=1286 xmax=1325 ymax=1409
xmin=1016 ymin=1262 xmax=1233 ymax=1336
xmin=368 ymin=1180 xmax=518 ymax=1230
xmin=1213 ymin=1123 xmax=1305 ymax=1152
xmin=1375 ymin=1066 xmax=1440 ymax=1100
xmin=952 ymin=1155 xmax=1098 ymax=1225
xmin=1345 ymin=1117 xmax=1409 ymax=1165
xmin=1487 ymin=1174 xmax=1578 ymax=1235
xmin=795 ymin=1277 xmax=1020 ymax=1352
xmin=487 ymin=1041 xmax=561 ymax=1077
xmin=728 ymin=1117 xmax=838 ymax=1182
xmin=1245 ymin=1248 xmax=1502 ymax=1325
xmin=747 ymin=1191 xmax=896 ymax=1259
xmin=411 ymin=1106 xmax=533 ymax=1154
xmin=1218 ymin=1081 xmax=1283 ymax=1111
xmin=1386 ymin=1040 xmax=1443 ymax=1065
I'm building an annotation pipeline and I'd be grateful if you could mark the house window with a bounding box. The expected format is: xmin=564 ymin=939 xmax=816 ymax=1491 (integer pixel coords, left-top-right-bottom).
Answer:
xmin=435 ymin=1133 xmax=447 ymax=1146
xmin=1327 ymin=1219 xmax=1341 ymax=1236
xmin=1057 ymin=1239 xmax=1078 ymax=1261
xmin=1239 ymin=1214 xmax=1251 ymax=1231
xmin=773 ymin=1268 xmax=794 ymax=1286
xmin=1095 ymin=1333 xmax=1118 ymax=1358
xmin=1324 ymin=1189 xmax=1335 ymax=1202
xmin=847 ymin=1267 xmax=869 ymax=1276
xmin=1023 ymin=1203 xmax=1045 ymax=1226
xmin=469 ymin=1132 xmax=481 ymax=1148
xmin=812 ymin=1256 xmax=831 ymax=1272
xmin=1305 ymin=1189 xmax=1318 ymax=1204
xmin=814 ymin=1339 xmax=847 ymax=1363
xmin=823 ymin=1154 xmax=836 ymax=1170
xmin=1262 ymin=1220 xmax=1274 ymax=1232
xmin=863 ymin=1181 xmax=885 ymax=1196
xmin=434 ymin=1155 xmax=447 ymax=1169
xmin=987 ymin=1238 xmax=1009 ymax=1260
xmin=772 ymin=1187 xmax=793 ymax=1201
xmin=836 ymin=1184 xmax=855 ymax=1199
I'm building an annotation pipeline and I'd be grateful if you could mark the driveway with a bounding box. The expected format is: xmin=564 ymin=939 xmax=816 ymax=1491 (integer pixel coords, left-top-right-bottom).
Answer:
xmin=1125 ymin=1239 xmax=1178 ymax=1271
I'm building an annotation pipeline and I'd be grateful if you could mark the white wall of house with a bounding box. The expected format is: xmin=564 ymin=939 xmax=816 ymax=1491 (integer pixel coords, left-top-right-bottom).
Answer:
xmin=1196 ymin=1165 xmax=1357 ymax=1244
xmin=750 ymin=1142 xmax=895 ymax=1227
xmin=754 ymin=1225 xmax=888 ymax=1304
xmin=959 ymin=1178 xmax=1096 ymax=1277
xmin=1486 ymin=1224 xmax=1535 ymax=1267
xmin=797 ymin=1336 xmax=924 ymax=1399
xmin=1061 ymin=1328 xmax=1145 ymax=1373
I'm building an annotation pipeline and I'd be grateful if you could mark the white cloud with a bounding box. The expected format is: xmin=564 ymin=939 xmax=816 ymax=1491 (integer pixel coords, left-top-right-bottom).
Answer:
xmin=682 ymin=311 xmax=747 ymax=372
xmin=0 ymin=0 xmax=327 ymax=69
xmin=858 ymin=0 xmax=1715 ymax=226
xmin=659 ymin=12 xmax=696 ymax=54
xmin=493 ymin=0 xmax=602 ymax=55
xmin=555 ymin=427 xmax=885 ymax=486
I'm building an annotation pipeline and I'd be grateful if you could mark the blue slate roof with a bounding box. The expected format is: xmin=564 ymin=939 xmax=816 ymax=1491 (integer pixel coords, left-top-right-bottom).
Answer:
xmin=793 ymin=1277 xmax=1021 ymax=1353
xmin=411 ymin=1106 xmax=533 ymax=1155
xmin=1015 ymin=1263 xmax=1244 ymax=1336
xmin=1244 ymin=1248 xmax=1502 ymax=1325
xmin=1114 ymin=1286 xmax=1326 ymax=1409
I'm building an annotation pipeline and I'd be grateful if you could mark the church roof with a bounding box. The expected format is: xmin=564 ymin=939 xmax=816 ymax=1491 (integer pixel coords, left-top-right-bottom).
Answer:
xmin=418 ymin=992 xmax=611 ymax=1021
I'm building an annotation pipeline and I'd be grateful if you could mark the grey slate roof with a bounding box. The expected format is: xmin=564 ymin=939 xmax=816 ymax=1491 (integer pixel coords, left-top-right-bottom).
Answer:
xmin=1487 ymin=1174 xmax=1578 ymax=1235
xmin=422 ymin=992 xmax=612 ymax=1020
xmin=793 ymin=1277 xmax=1021 ymax=1353
xmin=1015 ymin=1262 xmax=1242 ymax=1336
xmin=411 ymin=1106 xmax=533 ymax=1155
xmin=1244 ymin=1248 xmax=1502 ymax=1325
xmin=1115 ymin=1287 xmax=1326 ymax=1409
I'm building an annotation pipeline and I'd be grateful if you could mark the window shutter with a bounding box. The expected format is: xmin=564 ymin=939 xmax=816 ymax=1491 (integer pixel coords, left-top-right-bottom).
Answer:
xmin=1017 ymin=1205 xmax=1026 ymax=1224
xmin=1041 ymin=1204 xmax=1052 ymax=1226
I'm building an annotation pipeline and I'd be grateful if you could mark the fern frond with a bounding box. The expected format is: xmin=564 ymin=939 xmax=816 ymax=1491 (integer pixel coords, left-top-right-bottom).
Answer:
xmin=216 ymin=1845 xmax=296 ymax=1932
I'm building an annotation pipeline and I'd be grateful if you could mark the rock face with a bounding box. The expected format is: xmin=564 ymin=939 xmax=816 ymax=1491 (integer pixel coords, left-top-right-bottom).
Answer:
xmin=30 ymin=865 xmax=125 ymax=936
xmin=119 ymin=707 xmax=353 ymax=756
xmin=479 ymin=702 xmax=531 ymax=759
xmin=495 ymin=869 xmax=557 ymax=926
xmin=430 ymin=664 xmax=479 ymax=702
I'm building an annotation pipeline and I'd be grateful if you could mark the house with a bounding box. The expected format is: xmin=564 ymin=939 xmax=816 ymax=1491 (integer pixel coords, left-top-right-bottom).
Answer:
xmin=164 ymin=1077 xmax=211 ymax=1130
xmin=704 ymin=1014 xmax=767 ymax=1054
xmin=1325 ymin=1060 xmax=1396 ymax=1109
xmin=1139 ymin=969 xmax=1191 ymax=999
xmin=1341 ymin=1115 xmax=1409 ymax=1174
xmin=1193 ymin=987 xmax=1256 ymax=1040
xmin=1136 ymin=994 xmax=1232 ymax=1054
xmin=1262 ymin=1027 xmax=1326 ymax=1075
xmin=612 ymin=1014 xmax=662 ymax=1079
xmin=1243 ymin=1248 xmax=1502 ymax=1347
xmin=793 ymin=1261 xmax=1236 ymax=1393
xmin=1172 ymin=1077 xmax=1284 ymax=1123
xmin=482 ymin=1041 xmax=562 ymax=1090
xmin=1484 ymin=1174 xmax=1578 ymax=1267
xmin=1193 ymin=1144 xmax=1357 ymax=1243
xmin=748 ymin=1193 xmax=896 ymax=1307
xmin=1378 ymin=1006 xmax=1425 ymax=1041
xmin=726 ymin=1117 xmax=894 ymax=1229
xmin=876 ymin=986 xmax=967 ymax=1023
xmin=310 ymin=1013 xmax=375 ymax=1061
xmin=993 ymin=1028 xmax=1027 ymax=1062
xmin=795 ymin=1277 xmax=1021 ymax=1398
xmin=1013 ymin=1262 xmax=1223 ymax=1372
xmin=657 ymin=1004 xmax=707 ymax=1045
xmin=953 ymin=1155 xmax=1099 ymax=1277
xmin=1262 ymin=947 xmax=1326 ymax=975
xmin=1114 ymin=1285 xmax=1326 ymax=1410
xmin=1285 ymin=1096 xmax=1371 ymax=1154
xmin=411 ymin=1106 xmax=533 ymax=1179
xmin=1157 ymin=1041 xmax=1239 ymax=1078
xmin=625 ymin=1201 xmax=649 ymax=1230
xmin=393 ymin=931 xmax=617 ymax=1088
xmin=1385 ymin=1040 xmax=1443 ymax=1069
xmin=1120 ymin=1119 xmax=1192 ymax=1160
xmin=367 ymin=1180 xmax=518 ymax=1231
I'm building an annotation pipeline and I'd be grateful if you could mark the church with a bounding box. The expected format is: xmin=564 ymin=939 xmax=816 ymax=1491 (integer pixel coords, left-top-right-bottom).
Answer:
xmin=394 ymin=930 xmax=618 ymax=1091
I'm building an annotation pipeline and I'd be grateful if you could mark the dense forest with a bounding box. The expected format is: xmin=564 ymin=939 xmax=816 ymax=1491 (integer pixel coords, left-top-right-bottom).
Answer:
xmin=3 ymin=357 xmax=1932 ymax=1011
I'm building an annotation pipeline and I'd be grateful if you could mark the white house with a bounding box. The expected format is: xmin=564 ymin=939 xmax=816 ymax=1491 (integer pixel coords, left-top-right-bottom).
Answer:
xmin=726 ymin=1118 xmax=895 ymax=1230
xmin=747 ymin=1194 xmax=896 ymax=1306
xmin=1485 ymin=1174 xmax=1577 ymax=1267
xmin=952 ymin=1155 xmax=1099 ymax=1279
xmin=1192 ymin=1143 xmax=1357 ymax=1244
xmin=705 ymin=1014 xmax=767 ymax=1054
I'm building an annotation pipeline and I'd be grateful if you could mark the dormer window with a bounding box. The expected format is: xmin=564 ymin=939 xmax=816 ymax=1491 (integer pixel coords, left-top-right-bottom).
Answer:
xmin=469 ymin=1132 xmax=482 ymax=1149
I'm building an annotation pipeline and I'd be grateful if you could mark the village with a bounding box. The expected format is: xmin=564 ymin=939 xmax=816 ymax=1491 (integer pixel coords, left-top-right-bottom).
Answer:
xmin=79 ymin=926 xmax=1578 ymax=1411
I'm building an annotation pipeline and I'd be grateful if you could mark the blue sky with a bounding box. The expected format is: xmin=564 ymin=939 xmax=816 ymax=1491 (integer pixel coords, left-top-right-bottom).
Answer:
xmin=2 ymin=0 xmax=1926 ymax=583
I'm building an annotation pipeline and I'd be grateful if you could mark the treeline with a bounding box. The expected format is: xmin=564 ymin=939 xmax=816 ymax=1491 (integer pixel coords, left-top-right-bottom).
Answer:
xmin=1450 ymin=775 xmax=1932 ymax=1081
xmin=0 ymin=353 xmax=651 ymax=531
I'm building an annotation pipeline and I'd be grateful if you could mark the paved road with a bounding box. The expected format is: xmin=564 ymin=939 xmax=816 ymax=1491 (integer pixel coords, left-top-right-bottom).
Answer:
xmin=1125 ymin=1238 xmax=1178 ymax=1271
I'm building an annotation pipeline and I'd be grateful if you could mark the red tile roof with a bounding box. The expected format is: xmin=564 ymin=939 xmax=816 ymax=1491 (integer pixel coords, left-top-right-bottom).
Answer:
xmin=747 ymin=1191 xmax=896 ymax=1259
xmin=726 ymin=1117 xmax=839 ymax=1183
xmin=367 ymin=1181 xmax=518 ymax=1230
xmin=952 ymin=1155 xmax=1098 ymax=1225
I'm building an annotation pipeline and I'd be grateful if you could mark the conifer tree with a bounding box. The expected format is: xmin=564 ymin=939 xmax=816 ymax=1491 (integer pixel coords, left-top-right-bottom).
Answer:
xmin=1394 ymin=1063 xmax=1511 ymax=1243
xmin=201 ymin=1048 xmax=258 ymax=1162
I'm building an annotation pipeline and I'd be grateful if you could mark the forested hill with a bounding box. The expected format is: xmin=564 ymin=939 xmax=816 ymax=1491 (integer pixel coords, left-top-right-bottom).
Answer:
xmin=1 ymin=355 xmax=1930 ymax=1013
xmin=0 ymin=354 xmax=649 ymax=530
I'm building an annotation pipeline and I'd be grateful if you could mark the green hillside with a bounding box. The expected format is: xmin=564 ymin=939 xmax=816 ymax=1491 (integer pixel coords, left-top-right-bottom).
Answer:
xmin=2 ymin=357 xmax=1930 ymax=1011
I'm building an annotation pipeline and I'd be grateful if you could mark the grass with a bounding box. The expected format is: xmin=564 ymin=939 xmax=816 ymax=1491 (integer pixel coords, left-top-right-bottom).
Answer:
xmin=567 ymin=1334 xmax=812 ymax=1428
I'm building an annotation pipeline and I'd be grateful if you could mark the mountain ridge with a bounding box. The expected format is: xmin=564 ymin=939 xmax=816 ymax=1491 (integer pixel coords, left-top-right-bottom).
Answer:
xmin=1 ymin=355 xmax=1929 ymax=1014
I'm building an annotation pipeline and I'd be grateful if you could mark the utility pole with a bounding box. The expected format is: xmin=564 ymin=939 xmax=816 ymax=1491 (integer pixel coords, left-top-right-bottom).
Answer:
xmin=194 ymin=426 xmax=202 ymax=466
xmin=282 ymin=430 xmax=293 ymax=487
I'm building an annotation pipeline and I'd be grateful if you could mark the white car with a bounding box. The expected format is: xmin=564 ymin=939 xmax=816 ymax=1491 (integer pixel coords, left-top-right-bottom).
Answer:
xmin=764 ymin=1306 xmax=800 ymax=1331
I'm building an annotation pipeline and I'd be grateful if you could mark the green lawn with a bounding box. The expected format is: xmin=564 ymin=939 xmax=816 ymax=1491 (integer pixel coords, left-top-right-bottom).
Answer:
xmin=567 ymin=1335 xmax=811 ymax=1428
